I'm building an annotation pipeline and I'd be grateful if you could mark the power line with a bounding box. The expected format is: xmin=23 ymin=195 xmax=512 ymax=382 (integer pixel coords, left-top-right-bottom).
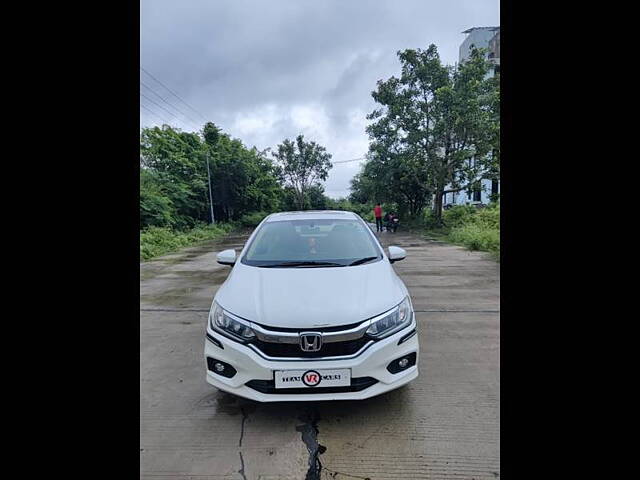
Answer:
xmin=140 ymin=103 xmax=172 ymax=125
xmin=140 ymin=92 xmax=182 ymax=120
xmin=140 ymin=80 xmax=201 ymax=127
xmin=140 ymin=93 xmax=200 ymax=132
xmin=140 ymin=66 xmax=208 ymax=122
xmin=140 ymin=100 xmax=202 ymax=136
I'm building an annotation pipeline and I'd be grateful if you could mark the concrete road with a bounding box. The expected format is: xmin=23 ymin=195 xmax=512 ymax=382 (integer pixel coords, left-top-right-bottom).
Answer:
xmin=140 ymin=229 xmax=500 ymax=480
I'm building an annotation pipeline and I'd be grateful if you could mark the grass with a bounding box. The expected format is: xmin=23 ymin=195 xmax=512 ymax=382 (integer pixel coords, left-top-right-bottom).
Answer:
xmin=140 ymin=223 xmax=234 ymax=261
xmin=448 ymin=222 xmax=500 ymax=260
xmin=423 ymin=227 xmax=450 ymax=242
xmin=423 ymin=204 xmax=500 ymax=261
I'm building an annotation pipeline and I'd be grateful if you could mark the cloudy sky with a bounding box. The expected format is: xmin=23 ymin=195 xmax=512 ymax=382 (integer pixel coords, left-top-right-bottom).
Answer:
xmin=140 ymin=0 xmax=499 ymax=198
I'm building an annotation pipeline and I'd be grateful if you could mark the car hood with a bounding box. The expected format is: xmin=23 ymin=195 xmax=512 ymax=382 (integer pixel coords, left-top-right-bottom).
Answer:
xmin=214 ymin=260 xmax=406 ymax=329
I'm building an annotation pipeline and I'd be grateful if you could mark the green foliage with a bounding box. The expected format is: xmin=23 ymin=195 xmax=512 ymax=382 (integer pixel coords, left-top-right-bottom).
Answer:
xmin=139 ymin=122 xmax=344 ymax=260
xmin=279 ymin=184 xmax=330 ymax=211
xmin=323 ymin=198 xmax=378 ymax=222
xmin=448 ymin=223 xmax=500 ymax=254
xmin=206 ymin=132 xmax=283 ymax=221
xmin=272 ymin=135 xmax=333 ymax=210
xmin=140 ymin=122 xmax=284 ymax=230
xmin=140 ymin=126 xmax=210 ymax=229
xmin=140 ymin=223 xmax=234 ymax=261
xmin=356 ymin=44 xmax=500 ymax=224
xmin=140 ymin=169 xmax=176 ymax=228
xmin=445 ymin=204 xmax=500 ymax=257
xmin=140 ymin=121 xmax=345 ymax=261
xmin=305 ymin=184 xmax=329 ymax=209
xmin=237 ymin=211 xmax=268 ymax=228
xmin=399 ymin=210 xmax=431 ymax=231
xmin=442 ymin=205 xmax=477 ymax=228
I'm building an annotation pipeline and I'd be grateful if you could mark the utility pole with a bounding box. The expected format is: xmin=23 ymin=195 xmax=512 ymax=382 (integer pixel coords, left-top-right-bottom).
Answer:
xmin=206 ymin=152 xmax=215 ymax=224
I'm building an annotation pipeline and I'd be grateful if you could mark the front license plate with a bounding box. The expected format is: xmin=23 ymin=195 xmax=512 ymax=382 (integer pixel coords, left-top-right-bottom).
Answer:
xmin=274 ymin=369 xmax=351 ymax=389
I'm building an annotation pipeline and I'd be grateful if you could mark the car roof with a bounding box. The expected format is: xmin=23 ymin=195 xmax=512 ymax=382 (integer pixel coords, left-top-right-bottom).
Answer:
xmin=265 ymin=210 xmax=360 ymax=222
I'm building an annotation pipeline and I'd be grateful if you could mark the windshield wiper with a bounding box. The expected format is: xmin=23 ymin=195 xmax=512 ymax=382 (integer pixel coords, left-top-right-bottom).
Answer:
xmin=348 ymin=256 xmax=378 ymax=266
xmin=258 ymin=261 xmax=345 ymax=268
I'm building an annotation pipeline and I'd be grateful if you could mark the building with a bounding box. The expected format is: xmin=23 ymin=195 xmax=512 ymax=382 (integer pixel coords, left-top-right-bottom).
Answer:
xmin=442 ymin=26 xmax=500 ymax=209
xmin=459 ymin=26 xmax=500 ymax=64
xmin=488 ymin=29 xmax=500 ymax=74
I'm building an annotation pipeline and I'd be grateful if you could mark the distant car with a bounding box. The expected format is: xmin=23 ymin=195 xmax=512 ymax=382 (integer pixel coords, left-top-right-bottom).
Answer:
xmin=204 ymin=210 xmax=419 ymax=402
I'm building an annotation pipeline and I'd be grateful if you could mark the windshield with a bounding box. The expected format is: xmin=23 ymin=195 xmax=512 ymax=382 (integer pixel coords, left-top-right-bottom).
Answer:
xmin=241 ymin=218 xmax=382 ymax=267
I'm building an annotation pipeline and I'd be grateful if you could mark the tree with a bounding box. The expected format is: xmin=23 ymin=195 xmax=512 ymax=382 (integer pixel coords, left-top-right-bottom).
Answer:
xmin=200 ymin=122 xmax=283 ymax=221
xmin=305 ymin=184 xmax=329 ymax=210
xmin=272 ymin=134 xmax=333 ymax=210
xmin=140 ymin=125 xmax=210 ymax=228
xmin=140 ymin=122 xmax=284 ymax=229
xmin=202 ymin=121 xmax=221 ymax=147
xmin=350 ymin=152 xmax=432 ymax=216
xmin=280 ymin=184 xmax=329 ymax=211
xmin=365 ymin=44 xmax=499 ymax=224
xmin=428 ymin=48 xmax=498 ymax=220
xmin=140 ymin=168 xmax=176 ymax=228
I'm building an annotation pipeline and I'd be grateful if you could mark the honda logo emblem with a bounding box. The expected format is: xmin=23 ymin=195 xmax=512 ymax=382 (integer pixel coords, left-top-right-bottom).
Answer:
xmin=299 ymin=332 xmax=322 ymax=352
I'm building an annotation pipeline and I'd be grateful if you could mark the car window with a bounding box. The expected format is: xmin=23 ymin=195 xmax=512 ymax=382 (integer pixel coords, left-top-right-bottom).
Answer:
xmin=242 ymin=218 xmax=382 ymax=267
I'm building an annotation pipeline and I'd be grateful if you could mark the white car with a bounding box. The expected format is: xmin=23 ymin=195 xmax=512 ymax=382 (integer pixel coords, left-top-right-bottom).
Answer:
xmin=204 ymin=210 xmax=419 ymax=401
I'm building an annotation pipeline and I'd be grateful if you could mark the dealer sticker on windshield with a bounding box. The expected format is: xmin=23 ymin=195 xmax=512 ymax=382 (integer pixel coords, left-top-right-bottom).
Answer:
xmin=274 ymin=369 xmax=351 ymax=389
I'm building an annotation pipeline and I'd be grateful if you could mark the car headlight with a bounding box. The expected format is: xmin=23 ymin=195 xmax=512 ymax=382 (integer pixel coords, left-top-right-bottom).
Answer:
xmin=210 ymin=303 xmax=256 ymax=341
xmin=366 ymin=296 xmax=413 ymax=339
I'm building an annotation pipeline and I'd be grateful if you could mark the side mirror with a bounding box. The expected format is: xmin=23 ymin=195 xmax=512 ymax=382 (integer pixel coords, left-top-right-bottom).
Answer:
xmin=388 ymin=246 xmax=407 ymax=263
xmin=216 ymin=249 xmax=236 ymax=266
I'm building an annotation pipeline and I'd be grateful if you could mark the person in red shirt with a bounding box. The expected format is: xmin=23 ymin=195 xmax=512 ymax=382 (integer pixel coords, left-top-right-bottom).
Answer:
xmin=374 ymin=203 xmax=383 ymax=232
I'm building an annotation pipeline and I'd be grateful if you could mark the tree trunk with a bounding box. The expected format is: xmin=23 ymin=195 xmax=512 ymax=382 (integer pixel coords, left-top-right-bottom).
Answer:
xmin=296 ymin=188 xmax=305 ymax=210
xmin=432 ymin=188 xmax=444 ymax=225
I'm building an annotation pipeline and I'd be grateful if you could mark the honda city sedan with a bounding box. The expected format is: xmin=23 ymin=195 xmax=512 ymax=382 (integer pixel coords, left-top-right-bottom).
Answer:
xmin=204 ymin=210 xmax=419 ymax=401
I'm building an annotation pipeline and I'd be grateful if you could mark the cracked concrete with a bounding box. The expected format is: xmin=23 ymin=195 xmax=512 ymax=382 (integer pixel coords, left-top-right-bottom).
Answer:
xmin=140 ymin=228 xmax=499 ymax=479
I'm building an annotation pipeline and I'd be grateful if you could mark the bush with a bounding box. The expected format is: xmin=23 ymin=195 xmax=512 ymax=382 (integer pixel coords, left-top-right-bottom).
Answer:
xmin=237 ymin=211 xmax=268 ymax=228
xmin=140 ymin=223 xmax=233 ymax=261
xmin=443 ymin=204 xmax=477 ymax=228
xmin=446 ymin=204 xmax=500 ymax=257
xmin=475 ymin=203 xmax=500 ymax=229
xmin=402 ymin=210 xmax=430 ymax=230
xmin=448 ymin=223 xmax=500 ymax=253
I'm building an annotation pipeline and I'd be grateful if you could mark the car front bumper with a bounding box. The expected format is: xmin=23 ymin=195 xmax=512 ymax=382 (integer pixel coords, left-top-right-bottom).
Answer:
xmin=204 ymin=317 xmax=419 ymax=402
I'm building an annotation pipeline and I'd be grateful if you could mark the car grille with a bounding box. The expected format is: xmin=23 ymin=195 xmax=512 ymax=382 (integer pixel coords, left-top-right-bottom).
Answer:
xmin=246 ymin=376 xmax=378 ymax=394
xmin=251 ymin=319 xmax=364 ymax=333
xmin=249 ymin=336 xmax=371 ymax=358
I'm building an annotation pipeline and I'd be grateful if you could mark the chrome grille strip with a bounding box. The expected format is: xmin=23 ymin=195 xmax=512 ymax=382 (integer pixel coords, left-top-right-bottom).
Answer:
xmin=251 ymin=319 xmax=372 ymax=344
xmin=248 ymin=340 xmax=375 ymax=362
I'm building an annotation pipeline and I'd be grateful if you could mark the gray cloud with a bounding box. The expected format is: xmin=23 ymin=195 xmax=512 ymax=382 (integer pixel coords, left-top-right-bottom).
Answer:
xmin=141 ymin=0 xmax=499 ymax=198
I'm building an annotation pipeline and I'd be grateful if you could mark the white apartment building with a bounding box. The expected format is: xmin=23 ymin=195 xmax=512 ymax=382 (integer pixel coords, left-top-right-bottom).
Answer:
xmin=442 ymin=26 xmax=500 ymax=208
